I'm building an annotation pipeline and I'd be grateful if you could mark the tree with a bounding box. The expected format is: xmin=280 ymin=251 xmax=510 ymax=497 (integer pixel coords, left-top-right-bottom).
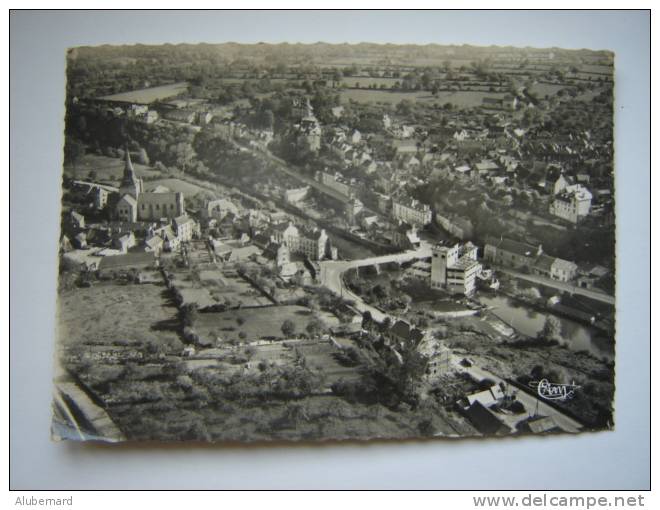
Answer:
xmin=305 ymin=318 xmax=325 ymax=338
xmin=538 ymin=316 xmax=562 ymax=341
xmin=281 ymin=319 xmax=296 ymax=338
xmin=64 ymin=137 xmax=85 ymax=166
xmin=181 ymin=303 xmax=198 ymax=328
xmin=137 ymin=147 xmax=150 ymax=165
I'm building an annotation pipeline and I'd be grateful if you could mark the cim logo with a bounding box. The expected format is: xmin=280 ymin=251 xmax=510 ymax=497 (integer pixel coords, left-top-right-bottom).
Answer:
xmin=529 ymin=379 xmax=581 ymax=401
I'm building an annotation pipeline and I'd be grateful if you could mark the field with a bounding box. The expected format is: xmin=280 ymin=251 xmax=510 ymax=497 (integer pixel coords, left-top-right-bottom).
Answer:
xmin=57 ymin=280 xmax=181 ymax=348
xmin=529 ymin=82 xmax=566 ymax=98
xmin=64 ymin=153 xmax=161 ymax=183
xmin=340 ymin=88 xmax=507 ymax=108
xmin=98 ymin=81 xmax=189 ymax=104
xmin=170 ymin=266 xmax=271 ymax=309
xmin=194 ymin=305 xmax=339 ymax=344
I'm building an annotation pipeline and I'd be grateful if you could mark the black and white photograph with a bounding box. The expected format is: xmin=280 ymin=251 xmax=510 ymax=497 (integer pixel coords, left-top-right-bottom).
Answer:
xmin=52 ymin=37 xmax=618 ymax=443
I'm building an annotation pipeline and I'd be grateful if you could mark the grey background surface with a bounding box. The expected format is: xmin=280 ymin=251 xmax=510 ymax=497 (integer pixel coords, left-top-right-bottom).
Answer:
xmin=10 ymin=10 xmax=650 ymax=489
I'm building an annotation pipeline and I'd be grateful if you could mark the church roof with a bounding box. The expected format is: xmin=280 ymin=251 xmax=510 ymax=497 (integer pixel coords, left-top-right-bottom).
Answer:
xmin=118 ymin=194 xmax=137 ymax=207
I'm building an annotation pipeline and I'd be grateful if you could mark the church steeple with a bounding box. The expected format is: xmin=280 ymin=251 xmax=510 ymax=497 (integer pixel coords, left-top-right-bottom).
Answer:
xmin=119 ymin=147 xmax=141 ymax=198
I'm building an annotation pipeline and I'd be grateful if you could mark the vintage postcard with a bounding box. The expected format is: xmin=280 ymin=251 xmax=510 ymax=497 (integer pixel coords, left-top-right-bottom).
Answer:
xmin=53 ymin=42 xmax=615 ymax=442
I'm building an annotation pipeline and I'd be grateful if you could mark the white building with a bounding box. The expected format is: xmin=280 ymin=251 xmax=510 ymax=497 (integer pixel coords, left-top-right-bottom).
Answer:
xmin=392 ymin=197 xmax=432 ymax=226
xmin=431 ymin=242 xmax=481 ymax=295
xmin=550 ymin=184 xmax=592 ymax=223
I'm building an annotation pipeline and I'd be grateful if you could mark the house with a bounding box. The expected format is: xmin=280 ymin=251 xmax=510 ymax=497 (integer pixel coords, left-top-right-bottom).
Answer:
xmin=284 ymin=186 xmax=310 ymax=204
xmin=113 ymin=231 xmax=136 ymax=253
xmin=161 ymin=108 xmax=196 ymax=124
xmin=60 ymin=235 xmax=73 ymax=253
xmin=203 ymin=198 xmax=239 ymax=221
xmin=391 ymin=197 xmax=432 ymax=226
xmin=315 ymin=171 xmax=355 ymax=199
xmin=465 ymin=385 xmax=505 ymax=408
xmin=73 ymin=232 xmax=88 ymax=249
xmin=454 ymin=164 xmax=472 ymax=181
xmin=361 ymin=215 xmax=380 ymax=230
xmin=481 ymin=95 xmax=518 ymax=111
xmin=349 ymin=129 xmax=362 ymax=144
xmin=392 ymin=222 xmax=421 ymax=250
xmin=385 ymin=320 xmax=427 ymax=348
xmin=435 ymin=213 xmax=474 ymax=241
xmin=263 ymin=242 xmax=290 ymax=268
xmin=68 ymin=211 xmax=85 ymax=231
xmin=484 ymin=237 xmax=542 ymax=271
xmin=487 ymin=237 xmax=578 ymax=282
xmin=391 ymin=139 xmax=418 ymax=155
xmin=550 ymin=184 xmax=592 ymax=223
xmin=95 ymin=187 xmax=109 ymax=209
xmin=270 ymin=222 xmax=334 ymax=261
xmin=144 ymin=235 xmax=164 ymax=256
xmin=463 ymin=401 xmax=511 ymax=436
xmin=331 ymin=105 xmax=344 ymax=118
xmin=402 ymin=155 xmax=421 ymax=169
xmin=173 ymin=215 xmax=196 ymax=242
xmin=158 ymin=225 xmax=180 ymax=252
xmin=550 ymin=258 xmax=578 ymax=282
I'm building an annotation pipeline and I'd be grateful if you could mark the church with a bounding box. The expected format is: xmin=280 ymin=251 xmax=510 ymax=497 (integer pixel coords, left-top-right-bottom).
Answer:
xmin=115 ymin=150 xmax=185 ymax=223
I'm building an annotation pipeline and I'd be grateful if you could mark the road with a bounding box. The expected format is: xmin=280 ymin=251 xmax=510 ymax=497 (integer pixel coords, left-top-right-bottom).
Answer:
xmin=498 ymin=268 xmax=615 ymax=305
xmin=319 ymin=244 xmax=433 ymax=322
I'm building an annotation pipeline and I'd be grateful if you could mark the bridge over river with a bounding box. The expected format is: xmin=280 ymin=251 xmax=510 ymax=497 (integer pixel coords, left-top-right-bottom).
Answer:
xmin=318 ymin=244 xmax=432 ymax=322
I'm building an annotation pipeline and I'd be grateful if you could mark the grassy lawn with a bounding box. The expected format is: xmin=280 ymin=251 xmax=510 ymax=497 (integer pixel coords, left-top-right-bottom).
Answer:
xmin=340 ymin=88 xmax=508 ymax=108
xmin=64 ymin=153 xmax=161 ymax=183
xmin=58 ymin=281 xmax=181 ymax=348
xmin=194 ymin=305 xmax=328 ymax=343
xmin=170 ymin=266 xmax=270 ymax=309
xmin=98 ymin=81 xmax=189 ymax=104
xmin=144 ymin=178 xmax=208 ymax=196
xmin=295 ymin=341 xmax=362 ymax=385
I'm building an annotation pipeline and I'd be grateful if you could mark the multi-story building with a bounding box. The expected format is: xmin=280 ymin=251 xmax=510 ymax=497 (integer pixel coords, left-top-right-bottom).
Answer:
xmin=316 ymin=171 xmax=355 ymax=199
xmin=270 ymin=222 xmax=333 ymax=261
xmin=431 ymin=242 xmax=481 ymax=295
xmin=549 ymin=184 xmax=593 ymax=224
xmin=392 ymin=197 xmax=432 ymax=226
xmin=483 ymin=237 xmax=543 ymax=271
xmin=484 ymin=237 xmax=578 ymax=283
xmin=173 ymin=215 xmax=196 ymax=242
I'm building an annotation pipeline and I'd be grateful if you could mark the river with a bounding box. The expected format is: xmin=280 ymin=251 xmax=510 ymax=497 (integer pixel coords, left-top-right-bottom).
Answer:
xmin=478 ymin=294 xmax=614 ymax=361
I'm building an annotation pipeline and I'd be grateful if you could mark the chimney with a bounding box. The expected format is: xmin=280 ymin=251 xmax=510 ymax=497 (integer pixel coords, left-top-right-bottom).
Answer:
xmin=537 ymin=244 xmax=543 ymax=256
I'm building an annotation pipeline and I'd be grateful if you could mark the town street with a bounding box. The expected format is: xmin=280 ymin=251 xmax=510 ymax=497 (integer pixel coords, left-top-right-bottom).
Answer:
xmin=498 ymin=268 xmax=615 ymax=305
xmin=319 ymin=244 xmax=433 ymax=322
